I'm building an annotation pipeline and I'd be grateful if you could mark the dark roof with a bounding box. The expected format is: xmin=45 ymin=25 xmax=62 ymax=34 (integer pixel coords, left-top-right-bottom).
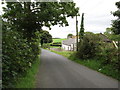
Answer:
xmin=99 ymin=33 xmax=112 ymax=42
xmin=62 ymin=38 xmax=76 ymax=45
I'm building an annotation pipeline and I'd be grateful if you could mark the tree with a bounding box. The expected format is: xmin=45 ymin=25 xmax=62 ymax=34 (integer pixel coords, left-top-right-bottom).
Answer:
xmin=103 ymin=27 xmax=120 ymax=41
xmin=76 ymin=33 xmax=100 ymax=59
xmin=104 ymin=27 xmax=113 ymax=35
xmin=2 ymin=1 xmax=79 ymax=40
xmin=111 ymin=1 xmax=120 ymax=35
xmin=40 ymin=30 xmax=52 ymax=46
xmin=67 ymin=33 xmax=73 ymax=38
xmin=84 ymin=32 xmax=94 ymax=35
xmin=79 ymin=13 xmax=85 ymax=40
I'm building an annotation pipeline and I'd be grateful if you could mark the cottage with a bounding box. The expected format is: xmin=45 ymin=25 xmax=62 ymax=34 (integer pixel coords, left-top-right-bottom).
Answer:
xmin=62 ymin=38 xmax=76 ymax=51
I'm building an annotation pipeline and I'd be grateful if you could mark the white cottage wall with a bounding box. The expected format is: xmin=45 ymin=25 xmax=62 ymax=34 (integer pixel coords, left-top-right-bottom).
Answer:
xmin=62 ymin=44 xmax=71 ymax=51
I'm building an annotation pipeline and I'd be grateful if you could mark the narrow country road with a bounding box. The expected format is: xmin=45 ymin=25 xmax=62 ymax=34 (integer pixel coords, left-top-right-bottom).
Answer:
xmin=36 ymin=49 xmax=119 ymax=88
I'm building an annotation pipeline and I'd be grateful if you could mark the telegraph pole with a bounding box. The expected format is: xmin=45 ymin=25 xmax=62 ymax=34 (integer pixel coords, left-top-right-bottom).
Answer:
xmin=76 ymin=15 xmax=78 ymax=51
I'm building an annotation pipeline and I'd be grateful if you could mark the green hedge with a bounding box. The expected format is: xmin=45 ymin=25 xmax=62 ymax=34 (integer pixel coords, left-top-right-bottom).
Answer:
xmin=2 ymin=29 xmax=40 ymax=88
xmin=76 ymin=33 xmax=119 ymax=76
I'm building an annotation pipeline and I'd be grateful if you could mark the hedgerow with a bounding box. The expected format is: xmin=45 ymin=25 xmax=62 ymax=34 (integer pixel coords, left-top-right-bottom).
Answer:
xmin=2 ymin=27 xmax=40 ymax=88
xmin=76 ymin=33 xmax=119 ymax=75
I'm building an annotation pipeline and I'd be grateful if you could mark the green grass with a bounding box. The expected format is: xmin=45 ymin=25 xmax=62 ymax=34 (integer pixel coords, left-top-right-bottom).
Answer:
xmin=52 ymin=38 xmax=67 ymax=43
xmin=50 ymin=50 xmax=73 ymax=57
xmin=50 ymin=50 xmax=120 ymax=81
xmin=15 ymin=55 xmax=40 ymax=88
xmin=50 ymin=46 xmax=61 ymax=48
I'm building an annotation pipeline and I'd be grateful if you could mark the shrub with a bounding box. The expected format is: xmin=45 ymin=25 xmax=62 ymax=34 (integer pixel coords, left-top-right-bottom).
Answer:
xmin=76 ymin=33 xmax=100 ymax=59
xmin=99 ymin=48 xmax=119 ymax=70
xmin=2 ymin=29 xmax=40 ymax=88
xmin=42 ymin=43 xmax=50 ymax=49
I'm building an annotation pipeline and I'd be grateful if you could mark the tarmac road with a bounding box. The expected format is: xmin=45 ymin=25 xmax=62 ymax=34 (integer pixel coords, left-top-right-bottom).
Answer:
xmin=36 ymin=49 xmax=119 ymax=88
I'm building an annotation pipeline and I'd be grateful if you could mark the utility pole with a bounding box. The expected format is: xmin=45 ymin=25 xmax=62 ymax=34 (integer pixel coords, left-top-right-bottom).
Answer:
xmin=76 ymin=15 xmax=79 ymax=51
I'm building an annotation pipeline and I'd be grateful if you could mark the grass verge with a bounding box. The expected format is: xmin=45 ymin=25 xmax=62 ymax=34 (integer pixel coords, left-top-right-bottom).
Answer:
xmin=50 ymin=46 xmax=61 ymax=48
xmin=15 ymin=55 xmax=40 ymax=88
xmin=50 ymin=50 xmax=120 ymax=81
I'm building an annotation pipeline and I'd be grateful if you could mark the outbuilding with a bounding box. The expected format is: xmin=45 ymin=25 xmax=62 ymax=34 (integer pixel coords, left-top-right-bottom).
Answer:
xmin=62 ymin=38 xmax=76 ymax=51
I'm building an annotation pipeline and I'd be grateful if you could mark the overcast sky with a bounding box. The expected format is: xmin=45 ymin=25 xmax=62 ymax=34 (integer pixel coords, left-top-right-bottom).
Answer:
xmin=46 ymin=0 xmax=118 ymax=38
xmin=0 ymin=0 xmax=119 ymax=38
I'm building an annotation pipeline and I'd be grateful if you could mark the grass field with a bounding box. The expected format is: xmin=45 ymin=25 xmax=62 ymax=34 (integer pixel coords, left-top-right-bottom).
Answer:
xmin=52 ymin=38 xmax=67 ymax=43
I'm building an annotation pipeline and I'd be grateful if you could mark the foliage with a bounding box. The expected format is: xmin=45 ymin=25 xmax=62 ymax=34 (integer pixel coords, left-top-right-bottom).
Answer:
xmin=79 ymin=13 xmax=84 ymax=40
xmin=2 ymin=21 xmax=40 ymax=88
xmin=111 ymin=1 xmax=120 ymax=35
xmin=42 ymin=43 xmax=50 ymax=49
xmin=77 ymin=33 xmax=100 ymax=59
xmin=2 ymin=2 xmax=79 ymax=39
xmin=109 ymin=34 xmax=120 ymax=41
xmin=40 ymin=30 xmax=52 ymax=46
xmin=104 ymin=27 xmax=120 ymax=41
xmin=98 ymin=48 xmax=119 ymax=70
xmin=15 ymin=55 xmax=40 ymax=88
xmin=84 ymin=32 xmax=94 ymax=35
xmin=76 ymin=31 xmax=119 ymax=79
xmin=67 ymin=33 xmax=73 ymax=38
xmin=104 ymin=27 xmax=113 ymax=35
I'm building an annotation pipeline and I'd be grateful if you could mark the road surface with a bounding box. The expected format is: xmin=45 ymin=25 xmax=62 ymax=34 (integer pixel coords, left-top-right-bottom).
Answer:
xmin=36 ymin=49 xmax=119 ymax=88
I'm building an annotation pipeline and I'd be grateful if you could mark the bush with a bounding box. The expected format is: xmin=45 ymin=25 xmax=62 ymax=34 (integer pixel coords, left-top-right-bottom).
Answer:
xmin=2 ymin=29 xmax=40 ymax=88
xmin=76 ymin=33 xmax=100 ymax=59
xmin=99 ymin=48 xmax=119 ymax=70
xmin=42 ymin=43 xmax=50 ymax=49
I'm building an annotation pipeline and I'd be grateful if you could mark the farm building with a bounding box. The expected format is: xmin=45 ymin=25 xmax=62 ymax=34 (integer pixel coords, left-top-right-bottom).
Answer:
xmin=62 ymin=38 xmax=77 ymax=51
